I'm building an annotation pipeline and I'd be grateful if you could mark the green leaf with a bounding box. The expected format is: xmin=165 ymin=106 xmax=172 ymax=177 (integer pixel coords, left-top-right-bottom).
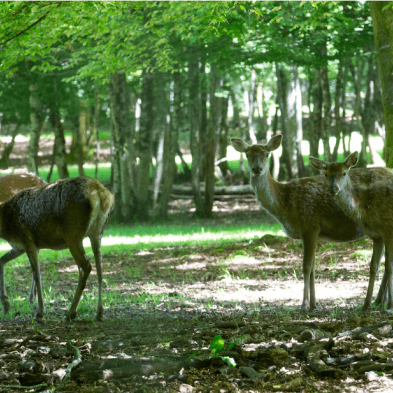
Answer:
xmin=209 ymin=335 xmax=225 ymax=352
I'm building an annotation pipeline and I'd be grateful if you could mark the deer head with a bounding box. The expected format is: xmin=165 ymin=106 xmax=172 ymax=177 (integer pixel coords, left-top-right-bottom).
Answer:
xmin=231 ymin=135 xmax=282 ymax=178
xmin=309 ymin=151 xmax=359 ymax=195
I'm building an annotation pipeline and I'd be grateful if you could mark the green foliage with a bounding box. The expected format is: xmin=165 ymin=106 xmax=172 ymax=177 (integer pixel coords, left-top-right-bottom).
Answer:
xmin=209 ymin=334 xmax=239 ymax=367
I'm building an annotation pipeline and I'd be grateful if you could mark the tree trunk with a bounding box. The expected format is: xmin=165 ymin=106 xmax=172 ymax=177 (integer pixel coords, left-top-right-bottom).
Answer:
xmin=188 ymin=58 xmax=203 ymax=217
xmin=349 ymin=57 xmax=367 ymax=167
xmin=218 ymin=90 xmax=229 ymax=176
xmin=365 ymin=0 xmax=393 ymax=162
xmin=110 ymin=72 xmax=135 ymax=223
xmin=136 ymin=70 xmax=154 ymax=221
xmin=158 ymin=72 xmax=181 ymax=220
xmin=204 ymin=65 xmax=221 ymax=218
xmin=199 ymin=55 xmax=208 ymax=181
xmin=153 ymin=76 xmax=168 ymax=208
xmin=310 ymin=70 xmax=323 ymax=161
xmin=276 ymin=64 xmax=304 ymax=179
xmin=27 ymin=83 xmax=44 ymax=174
xmin=94 ymin=80 xmax=100 ymax=179
xmin=358 ymin=57 xmax=377 ymax=167
xmin=50 ymin=77 xmax=69 ymax=179
xmin=248 ymin=68 xmax=257 ymax=144
xmin=320 ymin=53 xmax=332 ymax=162
xmin=332 ymin=57 xmax=344 ymax=161
xmin=0 ymin=123 xmax=22 ymax=169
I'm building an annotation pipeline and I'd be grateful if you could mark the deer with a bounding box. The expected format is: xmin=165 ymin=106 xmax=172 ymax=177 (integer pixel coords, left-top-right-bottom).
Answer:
xmin=0 ymin=173 xmax=46 ymax=312
xmin=0 ymin=176 xmax=114 ymax=321
xmin=231 ymin=135 xmax=389 ymax=312
xmin=310 ymin=152 xmax=393 ymax=309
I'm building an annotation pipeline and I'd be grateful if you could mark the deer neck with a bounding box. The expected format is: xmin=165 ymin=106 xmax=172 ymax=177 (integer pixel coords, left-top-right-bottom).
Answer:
xmin=250 ymin=170 xmax=281 ymax=216
xmin=335 ymin=178 xmax=363 ymax=224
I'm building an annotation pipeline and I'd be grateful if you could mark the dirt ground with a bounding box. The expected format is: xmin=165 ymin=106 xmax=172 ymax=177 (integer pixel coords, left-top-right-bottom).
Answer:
xmin=1 ymin=196 xmax=393 ymax=393
xmin=1 ymin=138 xmax=393 ymax=392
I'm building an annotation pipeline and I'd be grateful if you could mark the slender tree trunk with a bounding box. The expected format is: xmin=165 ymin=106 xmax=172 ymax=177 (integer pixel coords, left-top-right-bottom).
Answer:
xmin=204 ymin=65 xmax=221 ymax=218
xmin=310 ymin=70 xmax=323 ymax=161
xmin=94 ymin=80 xmax=100 ymax=179
xmin=110 ymin=72 xmax=135 ymax=223
xmin=341 ymin=63 xmax=349 ymax=157
xmin=136 ymin=70 xmax=154 ymax=222
xmin=320 ymin=52 xmax=332 ymax=162
xmin=50 ymin=77 xmax=69 ymax=179
xmin=350 ymin=57 xmax=367 ymax=167
xmin=199 ymin=55 xmax=208 ymax=181
xmin=27 ymin=83 xmax=44 ymax=174
xmin=248 ymin=68 xmax=257 ymax=144
xmin=0 ymin=123 xmax=22 ymax=168
xmin=153 ymin=75 xmax=168 ymax=207
xmin=276 ymin=64 xmax=303 ymax=179
xmin=332 ymin=57 xmax=344 ymax=161
xmin=218 ymin=90 xmax=229 ymax=176
xmin=189 ymin=58 xmax=203 ymax=217
xmin=158 ymin=72 xmax=181 ymax=220
xmin=293 ymin=66 xmax=306 ymax=177
xmin=360 ymin=57 xmax=378 ymax=167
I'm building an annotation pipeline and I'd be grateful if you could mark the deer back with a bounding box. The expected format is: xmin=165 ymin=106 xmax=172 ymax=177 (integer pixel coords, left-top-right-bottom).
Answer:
xmin=0 ymin=177 xmax=113 ymax=250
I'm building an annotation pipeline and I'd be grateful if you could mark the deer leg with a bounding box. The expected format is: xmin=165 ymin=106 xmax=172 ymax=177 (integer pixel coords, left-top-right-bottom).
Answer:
xmin=310 ymin=257 xmax=316 ymax=310
xmin=384 ymin=243 xmax=393 ymax=309
xmin=90 ymin=236 xmax=103 ymax=321
xmin=66 ymin=242 xmax=92 ymax=320
xmin=363 ymin=237 xmax=384 ymax=311
xmin=301 ymin=233 xmax=318 ymax=313
xmin=0 ymin=248 xmax=25 ymax=314
xmin=375 ymin=261 xmax=388 ymax=306
xmin=25 ymin=245 xmax=44 ymax=320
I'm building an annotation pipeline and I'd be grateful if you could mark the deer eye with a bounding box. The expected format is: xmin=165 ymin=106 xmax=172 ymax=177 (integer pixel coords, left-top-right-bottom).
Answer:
xmin=324 ymin=173 xmax=327 ymax=178
xmin=342 ymin=172 xmax=347 ymax=177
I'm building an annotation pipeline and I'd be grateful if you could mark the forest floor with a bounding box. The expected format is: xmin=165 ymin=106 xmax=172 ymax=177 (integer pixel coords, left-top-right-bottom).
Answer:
xmin=1 ymin=137 xmax=393 ymax=392
xmin=1 ymin=198 xmax=393 ymax=393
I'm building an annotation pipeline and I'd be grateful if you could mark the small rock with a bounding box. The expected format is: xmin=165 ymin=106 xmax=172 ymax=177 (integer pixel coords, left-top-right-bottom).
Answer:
xmin=179 ymin=383 xmax=194 ymax=393
xmin=271 ymin=348 xmax=289 ymax=365
xmin=239 ymin=366 xmax=263 ymax=380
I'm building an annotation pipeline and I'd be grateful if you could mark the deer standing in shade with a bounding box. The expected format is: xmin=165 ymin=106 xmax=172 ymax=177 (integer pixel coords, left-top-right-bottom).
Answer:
xmin=0 ymin=176 xmax=114 ymax=321
xmin=310 ymin=152 xmax=393 ymax=309
xmin=231 ymin=136 xmax=388 ymax=312
xmin=0 ymin=173 xmax=46 ymax=311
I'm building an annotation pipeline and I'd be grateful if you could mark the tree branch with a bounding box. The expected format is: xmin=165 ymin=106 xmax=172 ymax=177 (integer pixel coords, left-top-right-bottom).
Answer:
xmin=0 ymin=4 xmax=59 ymax=46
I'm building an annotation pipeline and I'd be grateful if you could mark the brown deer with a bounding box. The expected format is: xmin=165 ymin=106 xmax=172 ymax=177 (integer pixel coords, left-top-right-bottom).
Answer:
xmin=0 ymin=176 xmax=114 ymax=321
xmin=0 ymin=174 xmax=46 ymax=313
xmin=310 ymin=152 xmax=393 ymax=309
xmin=231 ymin=136 xmax=388 ymax=312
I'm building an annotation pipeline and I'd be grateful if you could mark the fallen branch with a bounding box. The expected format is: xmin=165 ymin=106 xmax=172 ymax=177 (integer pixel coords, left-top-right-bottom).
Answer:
xmin=0 ymin=383 xmax=47 ymax=390
xmin=61 ymin=342 xmax=82 ymax=381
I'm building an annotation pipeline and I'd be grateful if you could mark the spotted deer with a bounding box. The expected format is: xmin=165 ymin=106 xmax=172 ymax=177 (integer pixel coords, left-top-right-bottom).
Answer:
xmin=0 ymin=176 xmax=114 ymax=321
xmin=231 ymin=136 xmax=388 ymax=312
xmin=310 ymin=152 xmax=393 ymax=309
xmin=0 ymin=173 xmax=46 ymax=311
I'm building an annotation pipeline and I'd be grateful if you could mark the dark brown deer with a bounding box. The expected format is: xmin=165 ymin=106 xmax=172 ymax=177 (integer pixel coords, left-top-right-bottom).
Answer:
xmin=310 ymin=152 xmax=393 ymax=309
xmin=0 ymin=174 xmax=46 ymax=313
xmin=231 ymin=136 xmax=388 ymax=312
xmin=0 ymin=176 xmax=114 ymax=321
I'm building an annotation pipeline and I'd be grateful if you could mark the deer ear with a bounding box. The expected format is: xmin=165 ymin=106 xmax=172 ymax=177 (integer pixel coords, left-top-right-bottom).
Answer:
xmin=231 ymin=138 xmax=249 ymax=153
xmin=309 ymin=157 xmax=328 ymax=171
xmin=345 ymin=151 xmax=359 ymax=168
xmin=266 ymin=135 xmax=282 ymax=152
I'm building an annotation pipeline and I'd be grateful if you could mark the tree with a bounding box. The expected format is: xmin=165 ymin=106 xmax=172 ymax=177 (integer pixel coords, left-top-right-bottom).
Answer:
xmin=369 ymin=1 xmax=393 ymax=168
